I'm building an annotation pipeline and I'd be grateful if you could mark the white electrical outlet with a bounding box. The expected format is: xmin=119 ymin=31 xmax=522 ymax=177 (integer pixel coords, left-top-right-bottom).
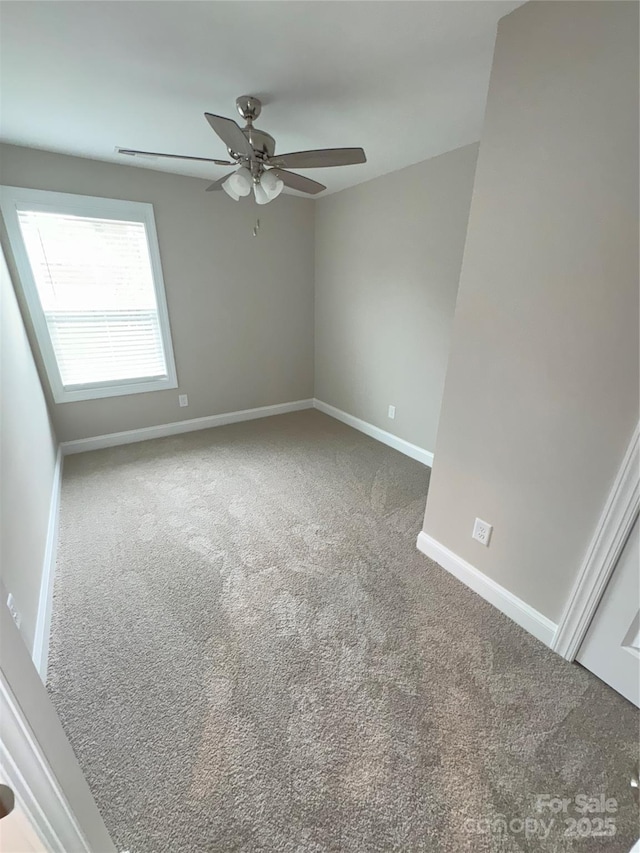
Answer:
xmin=472 ymin=518 xmax=493 ymax=546
xmin=178 ymin=394 xmax=188 ymax=407
xmin=6 ymin=593 xmax=21 ymax=629
xmin=388 ymin=405 xmax=396 ymax=420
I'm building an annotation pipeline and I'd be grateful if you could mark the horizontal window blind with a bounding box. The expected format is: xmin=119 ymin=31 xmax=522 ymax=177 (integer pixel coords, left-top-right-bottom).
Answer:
xmin=17 ymin=209 xmax=169 ymax=388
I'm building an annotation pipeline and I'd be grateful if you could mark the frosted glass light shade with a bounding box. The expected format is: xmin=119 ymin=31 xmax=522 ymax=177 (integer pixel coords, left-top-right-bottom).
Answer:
xmin=227 ymin=167 xmax=252 ymax=197
xmin=253 ymin=182 xmax=270 ymax=205
xmin=261 ymin=170 xmax=284 ymax=200
xmin=222 ymin=177 xmax=240 ymax=200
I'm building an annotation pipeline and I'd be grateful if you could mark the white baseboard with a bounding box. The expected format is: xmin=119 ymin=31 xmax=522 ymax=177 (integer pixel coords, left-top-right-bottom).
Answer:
xmin=32 ymin=446 xmax=63 ymax=681
xmin=416 ymin=531 xmax=557 ymax=647
xmin=60 ymin=399 xmax=314 ymax=455
xmin=313 ymin=399 xmax=433 ymax=467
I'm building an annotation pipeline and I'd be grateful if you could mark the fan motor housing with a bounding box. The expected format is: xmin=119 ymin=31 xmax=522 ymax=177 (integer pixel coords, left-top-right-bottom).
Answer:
xmin=228 ymin=126 xmax=275 ymax=161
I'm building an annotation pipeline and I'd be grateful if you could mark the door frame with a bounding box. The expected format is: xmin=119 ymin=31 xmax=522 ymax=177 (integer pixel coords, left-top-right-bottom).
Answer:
xmin=552 ymin=422 xmax=640 ymax=660
xmin=1 ymin=675 xmax=90 ymax=852
xmin=0 ymin=582 xmax=117 ymax=853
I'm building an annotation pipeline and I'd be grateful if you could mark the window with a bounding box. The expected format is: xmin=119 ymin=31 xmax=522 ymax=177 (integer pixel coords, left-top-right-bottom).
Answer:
xmin=0 ymin=186 xmax=177 ymax=403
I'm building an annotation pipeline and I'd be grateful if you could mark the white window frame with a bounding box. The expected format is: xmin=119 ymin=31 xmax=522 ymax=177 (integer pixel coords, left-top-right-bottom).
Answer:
xmin=0 ymin=185 xmax=178 ymax=403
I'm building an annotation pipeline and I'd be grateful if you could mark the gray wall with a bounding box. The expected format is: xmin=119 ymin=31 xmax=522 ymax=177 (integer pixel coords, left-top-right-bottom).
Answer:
xmin=422 ymin=1 xmax=639 ymax=623
xmin=1 ymin=245 xmax=58 ymax=652
xmin=314 ymin=144 xmax=478 ymax=452
xmin=0 ymin=144 xmax=315 ymax=442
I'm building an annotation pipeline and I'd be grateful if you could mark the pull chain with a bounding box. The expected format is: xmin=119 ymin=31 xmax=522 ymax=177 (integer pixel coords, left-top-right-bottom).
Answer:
xmin=253 ymin=218 xmax=261 ymax=237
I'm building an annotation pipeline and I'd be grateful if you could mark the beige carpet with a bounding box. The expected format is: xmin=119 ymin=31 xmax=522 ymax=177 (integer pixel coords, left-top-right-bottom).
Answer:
xmin=48 ymin=410 xmax=639 ymax=852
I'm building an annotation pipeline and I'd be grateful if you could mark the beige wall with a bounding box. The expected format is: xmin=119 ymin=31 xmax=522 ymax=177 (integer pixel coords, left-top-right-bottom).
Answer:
xmin=422 ymin=1 xmax=639 ymax=623
xmin=1 ymin=246 xmax=58 ymax=652
xmin=314 ymin=144 xmax=478 ymax=452
xmin=0 ymin=144 xmax=315 ymax=442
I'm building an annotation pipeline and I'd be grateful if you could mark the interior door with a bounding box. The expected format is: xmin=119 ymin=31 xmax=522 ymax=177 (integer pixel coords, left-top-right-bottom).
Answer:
xmin=577 ymin=514 xmax=640 ymax=706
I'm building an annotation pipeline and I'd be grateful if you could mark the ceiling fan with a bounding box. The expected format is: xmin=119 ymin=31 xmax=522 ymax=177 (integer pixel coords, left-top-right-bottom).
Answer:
xmin=118 ymin=95 xmax=367 ymax=204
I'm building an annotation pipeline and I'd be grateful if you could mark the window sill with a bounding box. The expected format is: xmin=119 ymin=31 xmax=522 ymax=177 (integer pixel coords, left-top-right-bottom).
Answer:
xmin=54 ymin=376 xmax=178 ymax=404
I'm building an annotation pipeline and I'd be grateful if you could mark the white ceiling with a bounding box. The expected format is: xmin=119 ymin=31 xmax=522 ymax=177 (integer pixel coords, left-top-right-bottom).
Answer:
xmin=0 ymin=1 xmax=522 ymax=197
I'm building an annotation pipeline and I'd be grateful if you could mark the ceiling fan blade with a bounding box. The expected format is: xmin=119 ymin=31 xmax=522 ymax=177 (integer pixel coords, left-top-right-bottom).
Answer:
xmin=117 ymin=148 xmax=233 ymax=166
xmin=205 ymin=176 xmax=229 ymax=192
xmin=204 ymin=113 xmax=253 ymax=158
xmin=267 ymin=148 xmax=366 ymax=169
xmin=270 ymin=168 xmax=326 ymax=195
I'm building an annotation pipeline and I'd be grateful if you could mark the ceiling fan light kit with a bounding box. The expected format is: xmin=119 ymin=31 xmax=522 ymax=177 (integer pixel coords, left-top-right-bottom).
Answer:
xmin=118 ymin=95 xmax=366 ymax=203
xmin=221 ymin=162 xmax=283 ymax=205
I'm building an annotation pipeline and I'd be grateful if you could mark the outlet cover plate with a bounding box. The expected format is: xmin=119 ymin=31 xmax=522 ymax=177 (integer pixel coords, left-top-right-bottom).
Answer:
xmin=472 ymin=518 xmax=492 ymax=546
xmin=388 ymin=405 xmax=396 ymax=420
xmin=178 ymin=394 xmax=188 ymax=407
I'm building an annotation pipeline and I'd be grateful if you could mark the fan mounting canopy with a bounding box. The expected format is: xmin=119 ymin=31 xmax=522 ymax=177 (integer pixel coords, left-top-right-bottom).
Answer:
xmin=236 ymin=95 xmax=262 ymax=123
